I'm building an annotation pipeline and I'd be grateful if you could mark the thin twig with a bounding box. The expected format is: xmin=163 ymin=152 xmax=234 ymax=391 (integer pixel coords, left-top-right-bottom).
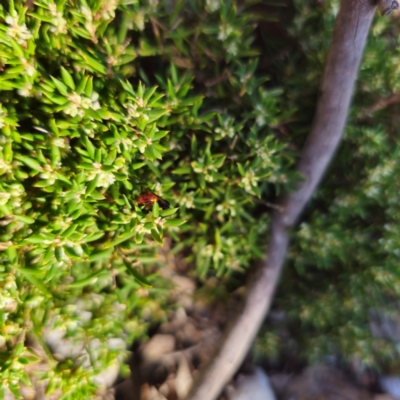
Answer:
xmin=253 ymin=197 xmax=284 ymax=213
xmin=360 ymin=93 xmax=400 ymax=117
xmin=185 ymin=1 xmax=379 ymax=399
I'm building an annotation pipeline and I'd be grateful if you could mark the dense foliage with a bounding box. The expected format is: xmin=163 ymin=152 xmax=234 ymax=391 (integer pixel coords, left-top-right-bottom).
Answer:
xmin=2 ymin=0 xmax=400 ymax=397
xmin=260 ymin=0 xmax=400 ymax=372
xmin=0 ymin=0 xmax=295 ymax=397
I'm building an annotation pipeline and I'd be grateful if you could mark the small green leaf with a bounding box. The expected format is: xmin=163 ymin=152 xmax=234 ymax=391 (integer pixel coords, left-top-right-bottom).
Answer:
xmin=60 ymin=67 xmax=75 ymax=90
xmin=132 ymin=162 xmax=146 ymax=170
xmin=213 ymin=156 xmax=226 ymax=169
xmin=144 ymin=146 xmax=156 ymax=161
xmin=76 ymin=75 xmax=89 ymax=94
xmin=104 ymin=229 xmax=136 ymax=248
xmin=172 ymin=167 xmax=191 ymax=175
xmin=28 ymin=12 xmax=53 ymax=22
xmin=4 ymin=141 xmax=13 ymax=163
xmin=152 ymin=200 xmax=160 ymax=218
xmin=69 ymin=270 xmax=109 ymax=288
xmin=153 ymin=130 xmax=169 ymax=140
xmin=86 ymin=174 xmax=101 ymax=195
xmin=148 ymin=109 xmax=169 ymax=123
xmin=70 ymin=26 xmax=92 ymax=40
xmin=16 ymin=155 xmax=43 ymax=171
xmin=6 ymin=245 xmax=17 ymax=262
xmin=81 ymin=52 xmax=107 ymax=74
xmin=19 ymin=269 xmax=51 ymax=295
xmin=160 ymin=207 xmax=179 ymax=217
xmin=55 ymin=246 xmax=64 ymax=262
xmin=143 ymin=86 xmax=158 ymax=102
xmin=165 ymin=218 xmax=186 ymax=227
xmin=89 ymin=191 xmax=105 ymax=200
xmin=95 ymin=148 xmax=102 ymax=163
xmin=50 ymin=76 xmax=69 ymax=96
xmin=85 ymin=76 xmax=93 ymax=96
xmin=84 ymin=137 xmax=96 ymax=159
xmin=61 ymin=225 xmax=77 ymax=238
xmin=120 ymin=80 xmax=135 ymax=95
xmin=83 ymin=232 xmax=105 ymax=243
xmin=151 ymin=228 xmax=163 ymax=245
xmin=123 ymin=259 xmax=152 ymax=287
xmin=14 ymin=215 xmax=35 ymax=224
xmin=22 ymin=235 xmax=46 ymax=244
xmin=104 ymin=149 xmax=117 ymax=165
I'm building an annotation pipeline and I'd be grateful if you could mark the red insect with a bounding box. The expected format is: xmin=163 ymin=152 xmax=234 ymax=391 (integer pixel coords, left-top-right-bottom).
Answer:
xmin=137 ymin=191 xmax=170 ymax=210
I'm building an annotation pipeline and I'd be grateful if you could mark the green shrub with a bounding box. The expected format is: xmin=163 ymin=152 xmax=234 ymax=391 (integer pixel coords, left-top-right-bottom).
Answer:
xmin=3 ymin=0 xmax=400 ymax=396
xmin=0 ymin=0 xmax=295 ymax=397
xmin=259 ymin=0 xmax=400 ymax=370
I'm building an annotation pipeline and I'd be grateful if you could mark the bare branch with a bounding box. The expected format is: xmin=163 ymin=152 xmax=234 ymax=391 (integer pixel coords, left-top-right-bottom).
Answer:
xmin=185 ymin=1 xmax=378 ymax=399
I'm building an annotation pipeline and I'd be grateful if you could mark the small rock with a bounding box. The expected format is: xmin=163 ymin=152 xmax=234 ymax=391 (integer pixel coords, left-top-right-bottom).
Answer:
xmin=175 ymin=357 xmax=193 ymax=399
xmin=142 ymin=334 xmax=176 ymax=361
xmin=93 ymin=360 xmax=120 ymax=388
xmin=158 ymin=380 xmax=170 ymax=398
xmin=370 ymin=310 xmax=400 ymax=342
xmin=176 ymin=320 xmax=202 ymax=348
xmin=44 ymin=327 xmax=85 ymax=361
xmin=226 ymin=367 xmax=276 ymax=400
xmin=171 ymin=276 xmax=196 ymax=310
xmin=380 ymin=376 xmax=400 ymax=400
xmin=285 ymin=364 xmax=372 ymax=400
xmin=95 ymin=387 xmax=116 ymax=400
xmin=19 ymin=384 xmax=35 ymax=400
xmin=175 ymin=307 xmax=187 ymax=322
xmin=158 ymin=374 xmax=178 ymax=400
xmin=269 ymin=373 xmax=292 ymax=397
xmin=147 ymin=385 xmax=168 ymax=400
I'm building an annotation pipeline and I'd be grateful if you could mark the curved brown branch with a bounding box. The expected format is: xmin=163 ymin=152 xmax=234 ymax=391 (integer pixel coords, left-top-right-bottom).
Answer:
xmin=185 ymin=1 xmax=379 ymax=399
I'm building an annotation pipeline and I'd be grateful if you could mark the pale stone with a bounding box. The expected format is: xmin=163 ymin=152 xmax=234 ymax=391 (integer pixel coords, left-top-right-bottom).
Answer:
xmin=226 ymin=367 xmax=276 ymax=400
